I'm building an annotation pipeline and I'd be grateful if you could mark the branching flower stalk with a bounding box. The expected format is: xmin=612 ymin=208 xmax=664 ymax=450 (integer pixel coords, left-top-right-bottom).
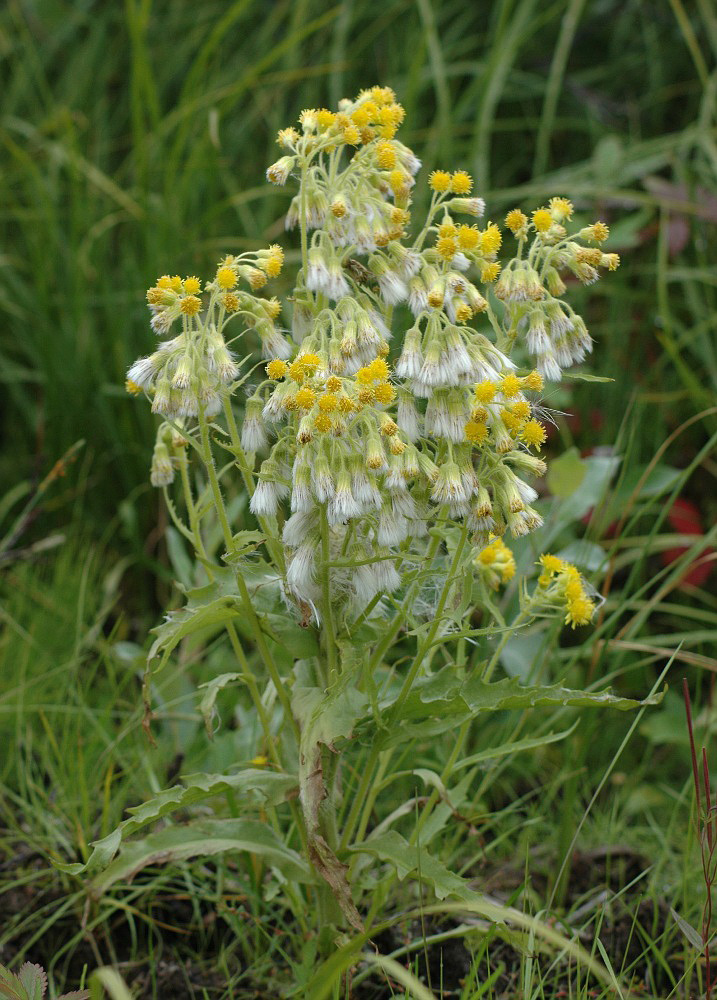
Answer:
xmin=119 ymin=85 xmax=655 ymax=948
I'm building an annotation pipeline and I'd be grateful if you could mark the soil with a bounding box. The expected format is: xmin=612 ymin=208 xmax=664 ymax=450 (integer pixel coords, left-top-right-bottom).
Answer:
xmin=0 ymin=835 xmax=682 ymax=999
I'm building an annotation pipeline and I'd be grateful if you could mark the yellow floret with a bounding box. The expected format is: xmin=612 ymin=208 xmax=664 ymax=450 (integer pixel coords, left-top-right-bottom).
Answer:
xmin=183 ymin=276 xmax=201 ymax=295
xmin=438 ymin=220 xmax=458 ymax=238
xmin=549 ymin=197 xmax=573 ymax=220
xmin=454 ymin=303 xmax=472 ymax=324
xmin=511 ymin=400 xmax=531 ymax=420
xmin=532 ymin=209 xmax=553 ymax=234
xmin=457 ymin=224 xmax=480 ymax=250
xmin=521 ymin=419 xmax=547 ymax=449
xmin=216 ymin=266 xmax=238 ymax=290
xmin=481 ymin=262 xmax=501 ymax=282
xmin=179 ymin=295 xmax=202 ymax=316
xmin=266 ymin=359 xmax=288 ymax=380
xmin=505 ymin=209 xmax=528 ymax=234
xmin=540 ymin=553 xmax=564 ymax=574
xmin=450 ymin=170 xmax=473 ymax=194
xmin=480 ymin=223 xmax=502 ymax=256
xmin=248 ymin=269 xmax=268 ymax=290
xmin=125 ymin=379 xmax=142 ymax=395
xmin=318 ymin=393 xmax=338 ymax=412
xmin=522 ymin=370 xmax=544 ymax=391
xmin=565 ymin=596 xmax=595 ymax=628
xmin=465 ymin=420 xmax=489 ymax=444
xmin=222 ymin=292 xmax=239 ymax=312
xmin=357 ymin=386 xmax=375 ymax=404
xmin=373 ymin=382 xmax=396 ymax=403
xmin=590 ymin=221 xmax=609 ymax=243
xmin=156 ymin=275 xmax=173 ymax=289
xmin=350 ymin=106 xmax=370 ymax=127
xmin=342 ymin=125 xmax=360 ymax=145
xmin=314 ymin=413 xmax=332 ymax=432
xmin=326 ymin=375 xmax=342 ymax=392
xmin=474 ymin=380 xmax=497 ymax=403
xmin=169 ymin=275 xmax=183 ymax=292
xmin=429 ymin=170 xmax=452 ymax=192
xmin=368 ymin=358 xmax=390 ymax=380
xmin=375 ymin=141 xmax=397 ymax=169
xmin=263 ymin=297 xmax=282 ymax=319
xmin=295 ymin=387 xmax=316 ymax=409
xmin=436 ymin=236 xmax=457 ymax=260
xmin=500 ymin=374 xmax=522 ymax=398
xmin=316 ymin=108 xmax=335 ymax=129
xmin=298 ymin=352 xmax=321 ymax=372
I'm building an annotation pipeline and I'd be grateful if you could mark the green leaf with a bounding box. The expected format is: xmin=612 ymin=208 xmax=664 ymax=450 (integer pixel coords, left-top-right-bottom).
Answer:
xmin=561 ymin=372 xmax=615 ymax=383
xmin=54 ymin=770 xmax=297 ymax=876
xmin=263 ymin=613 xmax=320 ymax=657
xmin=546 ymin=447 xmax=586 ymax=499
xmin=351 ymin=831 xmax=474 ymax=901
xmin=557 ymin=454 xmax=621 ymax=523
xmin=89 ymin=818 xmax=312 ymax=896
xmin=451 ymin=724 xmax=578 ymax=772
xmin=363 ymin=671 xmax=663 ymax=747
xmin=670 ymin=907 xmax=703 ymax=951
xmin=198 ymin=672 xmax=242 ymax=736
xmin=148 ymin=567 xmax=242 ymax=672
xmin=17 ymin=966 xmax=46 ymax=1000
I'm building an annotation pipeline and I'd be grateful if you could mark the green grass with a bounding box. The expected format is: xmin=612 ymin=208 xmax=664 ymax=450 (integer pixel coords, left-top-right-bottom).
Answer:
xmin=1 ymin=0 xmax=716 ymax=996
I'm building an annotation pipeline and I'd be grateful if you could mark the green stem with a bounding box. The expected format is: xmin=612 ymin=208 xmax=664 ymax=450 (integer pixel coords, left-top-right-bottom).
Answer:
xmin=197 ymin=406 xmax=300 ymax=744
xmin=299 ymin=161 xmax=309 ymax=277
xmin=388 ymin=523 xmax=470 ymax=722
xmin=483 ymin=608 xmax=530 ymax=682
xmin=319 ymin=505 xmax=338 ymax=682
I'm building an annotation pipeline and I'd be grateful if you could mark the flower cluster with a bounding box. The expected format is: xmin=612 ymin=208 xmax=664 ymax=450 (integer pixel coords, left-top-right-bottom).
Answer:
xmin=500 ymin=199 xmax=620 ymax=379
xmin=535 ymin=554 xmax=597 ymax=628
xmin=126 ymin=250 xmax=287 ymax=426
xmin=128 ymin=84 xmax=619 ymax=625
xmin=474 ymin=536 xmax=516 ymax=591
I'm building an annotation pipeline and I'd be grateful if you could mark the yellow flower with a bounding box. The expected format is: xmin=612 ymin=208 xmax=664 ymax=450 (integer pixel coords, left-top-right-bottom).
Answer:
xmin=314 ymin=413 xmax=332 ymax=432
xmin=168 ymin=275 xmax=183 ymax=292
xmin=511 ymin=400 xmax=531 ymax=420
xmin=263 ymin=297 xmax=282 ymax=319
xmin=436 ymin=236 xmax=457 ymax=260
xmin=429 ymin=170 xmax=452 ymax=192
xmin=179 ymin=295 xmax=202 ymax=316
xmin=532 ymin=209 xmax=553 ymax=234
xmin=318 ymin=393 xmax=338 ymax=412
xmin=248 ymin=268 xmax=268 ymax=290
xmin=316 ymin=108 xmax=335 ymax=129
xmin=450 ymin=170 xmax=473 ymax=194
xmin=522 ymin=370 xmax=544 ymax=391
xmin=481 ymin=262 xmax=500 ymax=282
xmin=500 ymin=374 xmax=522 ymax=398
xmin=539 ymin=553 xmax=564 ymax=574
xmin=549 ymin=197 xmax=573 ymax=221
xmin=457 ymin=224 xmax=480 ymax=250
xmin=295 ymin=387 xmax=316 ymax=409
xmin=438 ymin=221 xmax=457 ymax=238
xmin=183 ymin=276 xmax=201 ymax=295
xmin=454 ymin=303 xmax=472 ymax=324
xmin=480 ymin=223 xmax=502 ymax=255
xmin=505 ymin=209 xmax=528 ymax=234
xmin=298 ymin=352 xmax=321 ymax=372
xmin=374 ymin=382 xmax=395 ymax=403
xmin=156 ymin=275 xmax=173 ymax=289
xmin=216 ymin=266 xmax=237 ymax=290
xmin=368 ymin=358 xmax=390 ymax=379
xmin=589 ymin=221 xmax=609 ymax=243
xmin=266 ymin=360 xmax=288 ymax=380
xmin=125 ymin=379 xmax=142 ymax=395
xmin=565 ymin=596 xmax=595 ymax=628
xmin=376 ymin=141 xmax=397 ymax=169
xmin=521 ymin=419 xmax=546 ymax=449
xmin=474 ymin=380 xmax=497 ymax=403
xmin=389 ymin=169 xmax=409 ymax=194
xmin=342 ymin=125 xmax=360 ymax=145
xmin=465 ymin=420 xmax=488 ymax=444
xmin=264 ymin=244 xmax=284 ymax=277
xmin=326 ymin=375 xmax=342 ymax=392
xmin=223 ymin=292 xmax=239 ymax=312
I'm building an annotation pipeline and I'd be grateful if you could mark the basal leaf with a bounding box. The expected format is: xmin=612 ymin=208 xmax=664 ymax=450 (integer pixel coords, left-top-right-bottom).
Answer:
xmin=89 ymin=818 xmax=312 ymax=896
xmin=351 ymin=831 xmax=474 ymax=901
xmin=53 ymin=770 xmax=296 ymax=877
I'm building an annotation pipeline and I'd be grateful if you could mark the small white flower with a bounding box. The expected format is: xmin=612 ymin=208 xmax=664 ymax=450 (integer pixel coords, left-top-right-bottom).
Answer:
xmin=250 ymin=480 xmax=279 ymax=517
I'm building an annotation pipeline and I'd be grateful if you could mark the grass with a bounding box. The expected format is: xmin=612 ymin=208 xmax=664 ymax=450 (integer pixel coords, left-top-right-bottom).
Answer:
xmin=1 ymin=0 xmax=716 ymax=996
